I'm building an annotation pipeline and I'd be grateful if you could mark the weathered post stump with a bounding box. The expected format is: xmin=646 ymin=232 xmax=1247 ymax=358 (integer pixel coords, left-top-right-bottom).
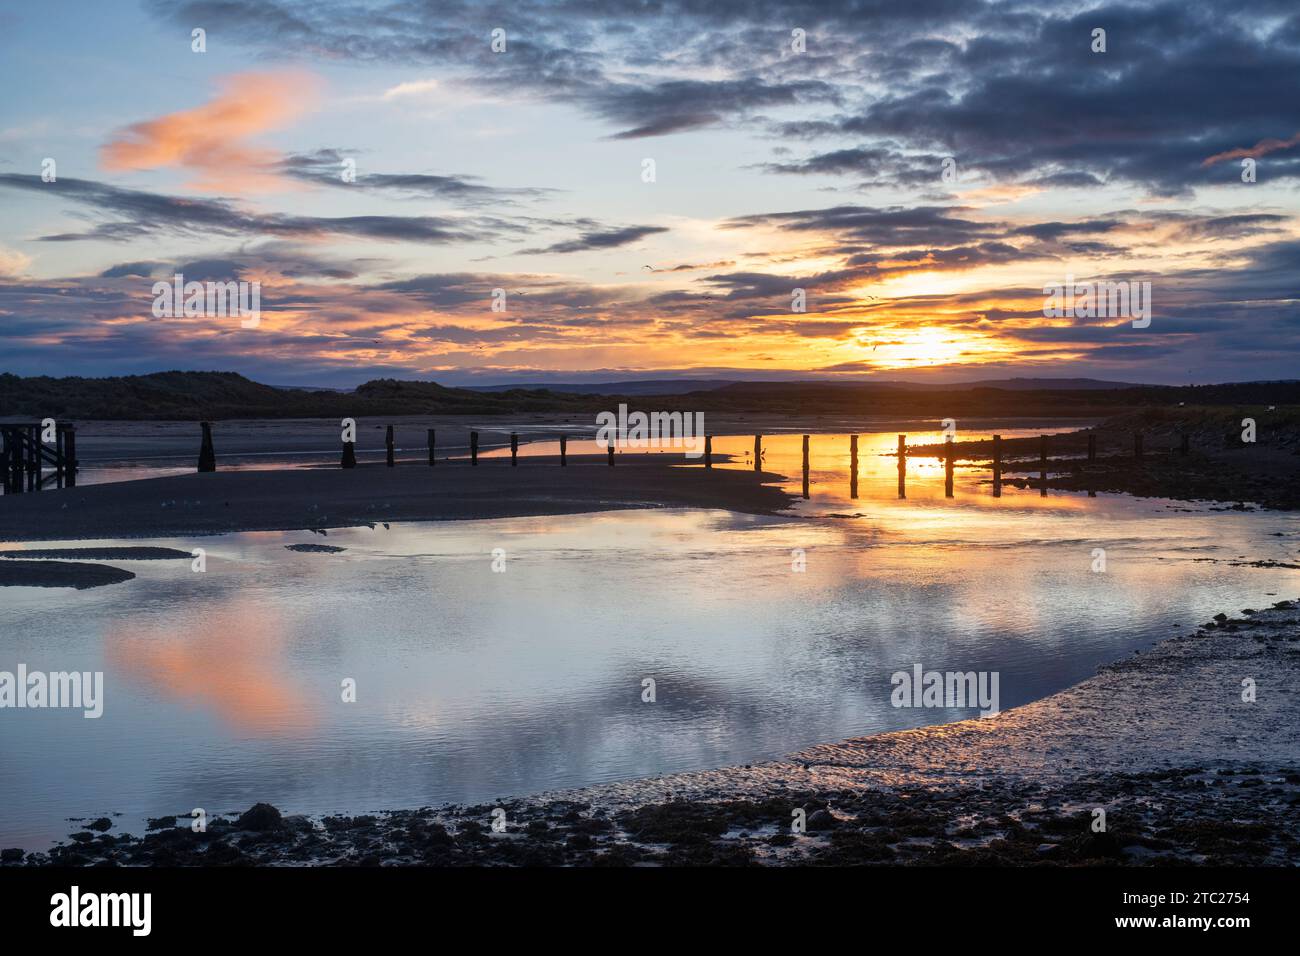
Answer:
xmin=198 ymin=422 xmax=216 ymax=473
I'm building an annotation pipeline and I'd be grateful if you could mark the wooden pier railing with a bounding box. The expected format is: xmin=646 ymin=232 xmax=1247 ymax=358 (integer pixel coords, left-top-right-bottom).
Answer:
xmin=0 ymin=423 xmax=77 ymax=494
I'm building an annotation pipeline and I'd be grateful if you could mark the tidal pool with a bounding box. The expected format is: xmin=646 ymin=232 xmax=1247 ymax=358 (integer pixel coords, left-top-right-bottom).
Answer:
xmin=1 ymin=430 xmax=1296 ymax=848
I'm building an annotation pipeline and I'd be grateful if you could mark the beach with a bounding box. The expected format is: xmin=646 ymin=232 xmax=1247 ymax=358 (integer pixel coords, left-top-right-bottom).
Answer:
xmin=0 ymin=454 xmax=793 ymax=545
xmin=11 ymin=600 xmax=1297 ymax=866
xmin=906 ymin=408 xmax=1300 ymax=511
xmin=2 ymin=416 xmax=1297 ymax=866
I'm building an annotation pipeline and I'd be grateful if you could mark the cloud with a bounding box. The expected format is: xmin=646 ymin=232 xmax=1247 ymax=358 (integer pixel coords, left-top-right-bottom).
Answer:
xmin=382 ymin=78 xmax=440 ymax=100
xmin=276 ymin=149 xmax=556 ymax=205
xmin=100 ymin=71 xmax=322 ymax=192
xmin=0 ymin=245 xmax=31 ymax=278
xmin=0 ymin=174 xmax=527 ymax=245
xmin=142 ymin=0 xmax=1300 ymax=193
xmin=519 ymin=224 xmax=669 ymax=255
xmin=1202 ymin=132 xmax=1300 ymax=167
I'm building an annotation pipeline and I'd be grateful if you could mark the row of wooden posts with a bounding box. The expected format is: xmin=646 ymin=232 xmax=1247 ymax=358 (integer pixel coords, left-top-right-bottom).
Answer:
xmin=195 ymin=423 xmax=1174 ymax=501
xmin=0 ymin=420 xmax=1185 ymax=497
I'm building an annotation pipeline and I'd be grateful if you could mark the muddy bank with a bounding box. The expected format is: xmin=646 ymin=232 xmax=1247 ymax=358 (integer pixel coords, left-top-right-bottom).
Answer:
xmin=0 ymin=560 xmax=135 ymax=589
xmin=0 ymin=456 xmax=794 ymax=542
xmin=13 ymin=601 xmax=1298 ymax=866
xmin=0 ymin=546 xmax=191 ymax=560
xmin=909 ymin=407 xmax=1300 ymax=510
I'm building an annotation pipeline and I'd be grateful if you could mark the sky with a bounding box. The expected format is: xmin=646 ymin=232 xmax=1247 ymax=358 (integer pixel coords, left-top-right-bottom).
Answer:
xmin=0 ymin=0 xmax=1298 ymax=388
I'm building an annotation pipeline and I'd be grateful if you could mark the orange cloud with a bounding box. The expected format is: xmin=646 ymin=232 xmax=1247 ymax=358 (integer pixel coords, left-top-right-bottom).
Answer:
xmin=100 ymin=71 xmax=322 ymax=192
xmin=1202 ymin=131 xmax=1300 ymax=167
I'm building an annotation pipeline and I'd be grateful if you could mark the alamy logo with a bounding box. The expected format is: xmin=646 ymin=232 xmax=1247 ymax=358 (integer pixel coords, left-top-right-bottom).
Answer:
xmin=0 ymin=665 xmax=103 ymax=718
xmin=595 ymin=404 xmax=706 ymax=458
xmin=1043 ymin=274 xmax=1151 ymax=328
xmin=50 ymin=886 xmax=151 ymax=936
xmin=152 ymin=273 xmax=261 ymax=328
xmin=890 ymin=664 xmax=999 ymax=717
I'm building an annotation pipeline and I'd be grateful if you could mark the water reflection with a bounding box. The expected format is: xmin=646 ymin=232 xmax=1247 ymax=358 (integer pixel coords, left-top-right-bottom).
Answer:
xmin=104 ymin=596 xmax=317 ymax=736
xmin=1 ymin=431 xmax=1297 ymax=848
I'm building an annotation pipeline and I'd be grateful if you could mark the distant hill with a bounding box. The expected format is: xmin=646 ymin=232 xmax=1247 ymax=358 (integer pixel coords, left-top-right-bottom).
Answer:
xmin=0 ymin=371 xmax=593 ymax=420
xmin=1 ymin=371 xmax=1296 ymax=420
xmin=920 ymin=377 xmax=1142 ymax=391
xmin=465 ymin=379 xmax=741 ymax=395
xmin=462 ymin=376 xmax=1140 ymax=394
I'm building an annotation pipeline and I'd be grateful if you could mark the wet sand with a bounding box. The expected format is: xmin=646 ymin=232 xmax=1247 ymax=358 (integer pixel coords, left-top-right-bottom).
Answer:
xmin=0 ymin=455 xmax=793 ymax=543
xmin=0 ymin=546 xmax=191 ymax=560
xmin=908 ymin=411 xmax=1300 ymax=510
xmin=0 ymin=560 xmax=136 ymax=589
xmin=14 ymin=601 xmax=1298 ymax=866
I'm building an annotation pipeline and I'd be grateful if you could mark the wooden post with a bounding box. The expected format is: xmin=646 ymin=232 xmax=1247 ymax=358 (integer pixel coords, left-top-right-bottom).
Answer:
xmin=10 ymin=429 xmax=18 ymax=493
xmin=54 ymin=427 xmax=64 ymax=489
xmin=511 ymin=432 xmax=518 ymax=467
xmin=897 ymin=434 xmax=906 ymax=499
xmin=12 ymin=428 xmax=24 ymax=493
xmin=1180 ymin=433 xmax=1189 ymax=457
xmin=428 ymin=429 xmax=436 ymax=466
xmin=198 ymin=421 xmax=216 ymax=473
xmin=753 ymin=434 xmax=762 ymax=472
xmin=704 ymin=435 xmax=712 ymax=469
xmin=1087 ymin=433 xmax=1097 ymax=461
xmin=607 ymin=441 xmax=615 ymax=466
xmin=944 ymin=436 xmax=954 ymax=498
xmin=7 ymin=429 xmax=19 ymax=494
xmin=802 ymin=434 xmax=810 ymax=499
xmin=13 ymin=429 xmax=24 ymax=494
xmin=341 ymin=439 xmax=356 ymax=468
xmin=1134 ymin=432 xmax=1144 ymax=461
xmin=6 ymin=428 xmax=20 ymax=494
xmin=25 ymin=426 xmax=34 ymax=492
xmin=27 ymin=424 xmax=38 ymax=490
xmin=470 ymin=431 xmax=479 ymax=466
xmin=560 ymin=435 xmax=567 ymax=466
xmin=63 ymin=426 xmax=76 ymax=488
xmin=992 ymin=434 xmax=1002 ymax=498
xmin=1039 ymin=434 xmax=1048 ymax=497
xmin=849 ymin=434 xmax=858 ymax=499
xmin=385 ymin=425 xmax=395 ymax=467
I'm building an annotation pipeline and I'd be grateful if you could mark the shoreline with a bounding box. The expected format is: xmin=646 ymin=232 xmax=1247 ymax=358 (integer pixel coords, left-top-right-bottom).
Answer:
xmin=12 ymin=599 xmax=1298 ymax=867
xmin=907 ymin=409 xmax=1300 ymax=511
xmin=0 ymin=454 xmax=794 ymax=544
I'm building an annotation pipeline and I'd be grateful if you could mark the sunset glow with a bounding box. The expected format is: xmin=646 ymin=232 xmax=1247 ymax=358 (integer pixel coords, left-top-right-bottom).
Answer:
xmin=1 ymin=2 xmax=1297 ymax=389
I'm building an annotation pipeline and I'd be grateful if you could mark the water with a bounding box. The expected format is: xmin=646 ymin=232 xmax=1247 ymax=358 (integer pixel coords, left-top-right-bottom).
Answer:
xmin=1 ymin=428 xmax=1297 ymax=848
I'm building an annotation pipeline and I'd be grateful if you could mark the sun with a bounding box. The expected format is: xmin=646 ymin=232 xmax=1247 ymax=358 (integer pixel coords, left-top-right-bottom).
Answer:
xmin=853 ymin=325 xmax=979 ymax=368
